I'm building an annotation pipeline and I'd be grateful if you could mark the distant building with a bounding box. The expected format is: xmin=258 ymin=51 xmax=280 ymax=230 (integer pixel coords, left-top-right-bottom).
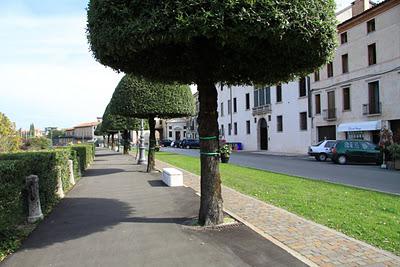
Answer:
xmin=73 ymin=122 xmax=100 ymax=142
xmin=217 ymin=81 xmax=311 ymax=153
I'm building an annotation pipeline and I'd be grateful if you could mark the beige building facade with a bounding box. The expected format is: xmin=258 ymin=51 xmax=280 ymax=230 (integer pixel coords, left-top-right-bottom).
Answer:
xmin=310 ymin=0 xmax=400 ymax=144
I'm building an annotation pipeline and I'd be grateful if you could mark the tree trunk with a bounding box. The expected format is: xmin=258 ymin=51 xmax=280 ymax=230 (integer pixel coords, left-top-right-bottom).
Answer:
xmin=123 ymin=129 xmax=129 ymax=155
xmin=197 ymin=81 xmax=224 ymax=226
xmin=107 ymin=134 xmax=110 ymax=148
xmin=147 ymin=117 xmax=156 ymax=173
xmin=111 ymin=134 xmax=115 ymax=150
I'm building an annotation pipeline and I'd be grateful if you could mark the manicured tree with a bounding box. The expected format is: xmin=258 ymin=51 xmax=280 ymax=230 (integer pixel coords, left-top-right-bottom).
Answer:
xmin=108 ymin=75 xmax=195 ymax=172
xmin=101 ymin=104 xmax=141 ymax=154
xmin=87 ymin=0 xmax=337 ymax=225
xmin=94 ymin=122 xmax=107 ymax=147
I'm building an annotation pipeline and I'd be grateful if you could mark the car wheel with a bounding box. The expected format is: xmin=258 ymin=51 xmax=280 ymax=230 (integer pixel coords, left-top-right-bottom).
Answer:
xmin=186 ymin=145 xmax=190 ymax=149
xmin=338 ymin=155 xmax=347 ymax=165
xmin=318 ymin=153 xmax=327 ymax=162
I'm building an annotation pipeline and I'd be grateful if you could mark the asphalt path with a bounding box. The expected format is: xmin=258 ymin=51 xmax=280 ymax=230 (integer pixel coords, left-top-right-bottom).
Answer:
xmin=162 ymin=147 xmax=400 ymax=195
xmin=1 ymin=149 xmax=305 ymax=267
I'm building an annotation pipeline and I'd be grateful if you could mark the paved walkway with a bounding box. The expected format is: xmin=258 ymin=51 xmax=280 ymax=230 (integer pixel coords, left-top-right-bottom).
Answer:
xmin=156 ymin=160 xmax=400 ymax=267
xmin=1 ymin=149 xmax=305 ymax=267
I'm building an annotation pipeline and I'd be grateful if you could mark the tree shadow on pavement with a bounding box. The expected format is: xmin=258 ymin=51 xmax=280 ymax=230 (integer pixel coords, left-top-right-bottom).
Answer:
xmin=21 ymin=198 xmax=134 ymax=250
xmin=84 ymin=168 xmax=126 ymax=176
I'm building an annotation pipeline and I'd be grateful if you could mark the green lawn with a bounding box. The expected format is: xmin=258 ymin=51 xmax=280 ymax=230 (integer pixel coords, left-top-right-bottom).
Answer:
xmin=156 ymin=151 xmax=400 ymax=256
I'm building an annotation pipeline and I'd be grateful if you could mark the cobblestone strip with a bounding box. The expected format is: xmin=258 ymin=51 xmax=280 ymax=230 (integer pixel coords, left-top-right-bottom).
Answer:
xmin=156 ymin=160 xmax=400 ymax=267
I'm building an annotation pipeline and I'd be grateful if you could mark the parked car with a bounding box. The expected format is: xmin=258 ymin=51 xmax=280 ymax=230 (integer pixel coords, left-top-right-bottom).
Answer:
xmin=181 ymin=139 xmax=200 ymax=149
xmin=308 ymin=140 xmax=336 ymax=161
xmin=330 ymin=140 xmax=382 ymax=165
xmin=173 ymin=140 xmax=183 ymax=148
xmin=160 ymin=139 xmax=173 ymax=147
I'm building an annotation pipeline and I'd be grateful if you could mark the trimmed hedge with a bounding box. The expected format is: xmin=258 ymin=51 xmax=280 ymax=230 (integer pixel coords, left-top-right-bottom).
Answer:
xmin=0 ymin=150 xmax=72 ymax=260
xmin=0 ymin=150 xmax=72 ymax=213
xmin=69 ymin=144 xmax=95 ymax=173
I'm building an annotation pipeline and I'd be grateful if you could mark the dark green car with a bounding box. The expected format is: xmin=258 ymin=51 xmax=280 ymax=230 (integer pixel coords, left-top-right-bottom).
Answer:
xmin=331 ymin=140 xmax=382 ymax=165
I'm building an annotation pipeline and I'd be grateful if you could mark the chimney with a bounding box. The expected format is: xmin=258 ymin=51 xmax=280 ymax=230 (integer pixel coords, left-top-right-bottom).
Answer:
xmin=352 ymin=0 xmax=372 ymax=17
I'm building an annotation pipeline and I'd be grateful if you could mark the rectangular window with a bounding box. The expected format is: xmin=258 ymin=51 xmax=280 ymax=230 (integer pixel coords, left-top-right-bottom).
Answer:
xmin=367 ymin=19 xmax=375 ymax=33
xmin=169 ymin=131 xmax=172 ymax=138
xmin=299 ymin=78 xmax=307 ymax=97
xmin=368 ymin=43 xmax=376 ymax=66
xmin=228 ymin=123 xmax=232 ymax=135
xmin=276 ymin=84 xmax=282 ymax=102
xmin=234 ymin=123 xmax=238 ymax=135
xmin=341 ymin=32 xmax=348 ymax=44
xmin=315 ymin=94 xmax=321 ymax=114
xmin=342 ymin=54 xmax=349 ymax=73
xmin=327 ymin=62 xmax=333 ymax=78
xmin=228 ymin=99 xmax=232 ymax=114
xmin=233 ymin=98 xmax=237 ymax=113
xmin=254 ymin=90 xmax=259 ymax=107
xmin=314 ymin=70 xmax=320 ymax=82
xmin=246 ymin=120 xmax=251 ymax=134
xmin=245 ymin=93 xmax=250 ymax=110
xmin=277 ymin=116 xmax=283 ymax=132
xmin=265 ymin=87 xmax=271 ymax=104
xmin=220 ymin=102 xmax=224 ymax=117
xmin=259 ymin=88 xmax=265 ymax=106
xmin=343 ymin=87 xmax=351 ymax=111
xmin=221 ymin=125 xmax=225 ymax=136
xmin=368 ymin=81 xmax=380 ymax=114
xmin=299 ymin=112 xmax=307 ymax=131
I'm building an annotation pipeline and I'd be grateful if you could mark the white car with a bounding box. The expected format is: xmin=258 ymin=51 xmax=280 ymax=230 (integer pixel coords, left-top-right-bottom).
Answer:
xmin=308 ymin=140 xmax=337 ymax=161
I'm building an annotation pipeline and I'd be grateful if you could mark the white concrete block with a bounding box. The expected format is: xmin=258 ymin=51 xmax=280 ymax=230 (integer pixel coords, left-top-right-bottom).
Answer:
xmin=162 ymin=168 xmax=183 ymax=187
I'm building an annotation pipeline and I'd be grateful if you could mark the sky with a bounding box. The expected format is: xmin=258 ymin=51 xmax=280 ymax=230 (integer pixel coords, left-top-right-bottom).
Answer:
xmin=0 ymin=0 xmax=364 ymax=130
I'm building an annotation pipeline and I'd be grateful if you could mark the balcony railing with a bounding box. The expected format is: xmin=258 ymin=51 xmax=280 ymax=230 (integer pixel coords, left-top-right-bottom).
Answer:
xmin=323 ymin=108 xmax=337 ymax=121
xmin=362 ymin=102 xmax=382 ymax=115
xmin=252 ymin=104 xmax=272 ymax=116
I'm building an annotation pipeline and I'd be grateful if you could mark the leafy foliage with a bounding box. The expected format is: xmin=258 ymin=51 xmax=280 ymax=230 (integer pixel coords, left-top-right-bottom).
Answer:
xmin=101 ymin=104 xmax=142 ymax=133
xmin=0 ymin=112 xmax=21 ymax=153
xmin=109 ymin=75 xmax=195 ymax=119
xmin=388 ymin=144 xmax=400 ymax=160
xmin=69 ymin=144 xmax=95 ymax=173
xmin=87 ymin=0 xmax=337 ymax=85
xmin=46 ymin=129 xmax=65 ymax=139
xmin=22 ymin=137 xmax=52 ymax=151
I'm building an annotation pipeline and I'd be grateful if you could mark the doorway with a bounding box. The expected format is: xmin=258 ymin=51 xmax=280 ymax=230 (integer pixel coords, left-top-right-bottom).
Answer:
xmin=259 ymin=118 xmax=268 ymax=150
xmin=175 ymin=131 xmax=181 ymax=141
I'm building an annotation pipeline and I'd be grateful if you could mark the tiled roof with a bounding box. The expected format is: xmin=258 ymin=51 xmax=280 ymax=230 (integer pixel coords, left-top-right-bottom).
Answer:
xmin=74 ymin=122 xmax=100 ymax=128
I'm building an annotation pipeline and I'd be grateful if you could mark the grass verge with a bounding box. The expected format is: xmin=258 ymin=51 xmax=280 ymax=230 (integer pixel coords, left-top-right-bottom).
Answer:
xmin=156 ymin=151 xmax=400 ymax=256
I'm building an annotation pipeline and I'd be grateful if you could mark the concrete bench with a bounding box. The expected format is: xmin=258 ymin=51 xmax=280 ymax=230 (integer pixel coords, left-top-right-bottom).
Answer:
xmin=162 ymin=168 xmax=183 ymax=187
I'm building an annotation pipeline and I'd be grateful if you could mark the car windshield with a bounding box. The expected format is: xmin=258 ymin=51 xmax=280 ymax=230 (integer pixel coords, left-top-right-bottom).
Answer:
xmin=313 ymin=141 xmax=324 ymax=146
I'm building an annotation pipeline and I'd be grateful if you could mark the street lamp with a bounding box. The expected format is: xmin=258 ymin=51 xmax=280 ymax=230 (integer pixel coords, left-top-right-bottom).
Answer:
xmin=138 ymin=119 xmax=147 ymax=164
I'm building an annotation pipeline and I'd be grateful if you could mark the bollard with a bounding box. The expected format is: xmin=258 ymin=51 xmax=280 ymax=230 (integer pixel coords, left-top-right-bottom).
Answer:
xmin=68 ymin=160 xmax=75 ymax=185
xmin=56 ymin=166 xmax=65 ymax=198
xmin=26 ymin=175 xmax=44 ymax=223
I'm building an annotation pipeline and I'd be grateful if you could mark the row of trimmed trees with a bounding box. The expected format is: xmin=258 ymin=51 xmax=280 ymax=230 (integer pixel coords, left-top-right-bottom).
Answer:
xmin=98 ymin=75 xmax=195 ymax=173
xmin=87 ymin=0 xmax=337 ymax=226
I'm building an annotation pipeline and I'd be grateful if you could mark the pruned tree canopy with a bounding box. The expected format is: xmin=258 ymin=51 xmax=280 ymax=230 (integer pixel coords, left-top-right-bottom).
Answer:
xmin=94 ymin=122 xmax=105 ymax=136
xmin=109 ymin=75 xmax=195 ymax=119
xmin=101 ymin=104 xmax=142 ymax=133
xmin=87 ymin=0 xmax=337 ymax=85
